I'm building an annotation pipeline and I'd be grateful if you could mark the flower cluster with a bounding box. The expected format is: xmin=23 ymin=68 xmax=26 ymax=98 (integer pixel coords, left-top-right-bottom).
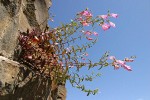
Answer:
xmin=109 ymin=56 xmax=134 ymax=71
xmin=77 ymin=9 xmax=118 ymax=31
xmin=75 ymin=9 xmax=118 ymax=41
xmin=80 ymin=30 xmax=98 ymax=40
xmin=99 ymin=13 xmax=118 ymax=31
xmin=76 ymin=9 xmax=93 ymax=26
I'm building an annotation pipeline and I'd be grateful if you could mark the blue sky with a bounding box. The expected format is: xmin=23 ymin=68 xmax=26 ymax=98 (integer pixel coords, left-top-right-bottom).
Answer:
xmin=49 ymin=0 xmax=150 ymax=100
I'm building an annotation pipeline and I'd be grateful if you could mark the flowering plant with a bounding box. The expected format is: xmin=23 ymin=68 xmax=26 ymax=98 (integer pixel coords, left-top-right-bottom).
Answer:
xmin=17 ymin=9 xmax=134 ymax=95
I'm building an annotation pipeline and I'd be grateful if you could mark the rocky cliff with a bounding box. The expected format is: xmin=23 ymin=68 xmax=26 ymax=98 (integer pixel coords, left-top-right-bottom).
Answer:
xmin=0 ymin=0 xmax=66 ymax=100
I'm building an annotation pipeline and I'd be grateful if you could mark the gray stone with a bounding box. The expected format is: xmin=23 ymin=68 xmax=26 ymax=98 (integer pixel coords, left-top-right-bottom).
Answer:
xmin=0 ymin=0 xmax=52 ymax=58
xmin=0 ymin=56 xmax=19 ymax=95
xmin=0 ymin=0 xmax=67 ymax=99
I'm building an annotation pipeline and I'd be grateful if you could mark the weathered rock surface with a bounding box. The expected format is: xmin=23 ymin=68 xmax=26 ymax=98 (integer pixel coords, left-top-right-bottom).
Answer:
xmin=0 ymin=0 xmax=52 ymax=58
xmin=0 ymin=0 xmax=66 ymax=100
xmin=0 ymin=56 xmax=19 ymax=95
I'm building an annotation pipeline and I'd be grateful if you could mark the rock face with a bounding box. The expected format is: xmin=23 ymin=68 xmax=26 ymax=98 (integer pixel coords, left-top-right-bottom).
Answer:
xmin=0 ymin=0 xmax=66 ymax=100
xmin=0 ymin=56 xmax=19 ymax=95
xmin=0 ymin=0 xmax=51 ymax=58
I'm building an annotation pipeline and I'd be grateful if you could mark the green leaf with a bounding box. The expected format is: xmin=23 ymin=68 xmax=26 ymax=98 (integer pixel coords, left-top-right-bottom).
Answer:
xmin=87 ymin=92 xmax=90 ymax=96
xmin=93 ymin=89 xmax=99 ymax=95
xmin=72 ymin=22 xmax=77 ymax=26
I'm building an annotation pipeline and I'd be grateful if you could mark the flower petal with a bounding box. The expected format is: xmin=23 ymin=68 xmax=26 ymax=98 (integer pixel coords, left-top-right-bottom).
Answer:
xmin=101 ymin=23 xmax=111 ymax=31
xmin=122 ymin=65 xmax=132 ymax=71
xmin=109 ymin=56 xmax=116 ymax=60
xmin=99 ymin=15 xmax=108 ymax=19
xmin=111 ymin=13 xmax=118 ymax=18
xmin=93 ymin=32 xmax=98 ymax=36
xmin=109 ymin=21 xmax=116 ymax=28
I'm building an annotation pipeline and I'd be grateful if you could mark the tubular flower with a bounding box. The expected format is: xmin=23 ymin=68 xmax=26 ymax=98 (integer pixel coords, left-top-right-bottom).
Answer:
xmin=77 ymin=9 xmax=93 ymax=27
xmin=86 ymin=37 xmax=93 ymax=40
xmin=84 ymin=31 xmax=92 ymax=35
xmin=122 ymin=65 xmax=132 ymax=71
xmin=99 ymin=15 xmax=108 ymax=19
xmin=79 ymin=10 xmax=93 ymax=17
xmin=110 ymin=13 xmax=118 ymax=18
xmin=93 ymin=32 xmax=98 ymax=36
xmin=80 ymin=10 xmax=89 ymax=16
xmin=116 ymin=60 xmax=126 ymax=65
xmin=109 ymin=21 xmax=116 ymax=28
xmin=76 ymin=17 xmax=83 ymax=21
xmin=101 ymin=23 xmax=111 ymax=31
xmin=109 ymin=56 xmax=116 ymax=60
xmin=109 ymin=56 xmax=133 ymax=71
xmin=82 ymin=21 xmax=89 ymax=26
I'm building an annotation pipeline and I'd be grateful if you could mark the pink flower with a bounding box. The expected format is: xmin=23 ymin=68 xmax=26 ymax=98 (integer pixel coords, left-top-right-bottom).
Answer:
xmin=110 ymin=13 xmax=118 ymax=18
xmin=79 ymin=10 xmax=92 ymax=17
xmin=85 ymin=53 xmax=88 ymax=56
xmin=93 ymin=32 xmax=98 ymax=36
xmin=116 ymin=60 xmax=126 ymax=65
xmin=82 ymin=58 xmax=86 ymax=60
xmin=84 ymin=31 xmax=92 ymax=35
xmin=109 ymin=56 xmax=116 ymax=60
xmin=122 ymin=65 xmax=132 ymax=71
xmin=101 ymin=23 xmax=110 ymax=31
xmin=109 ymin=56 xmax=133 ymax=71
xmin=87 ymin=13 xmax=93 ymax=17
xmin=109 ymin=21 xmax=116 ymax=28
xmin=99 ymin=15 xmax=108 ymax=19
xmin=81 ymin=10 xmax=89 ymax=16
xmin=86 ymin=37 xmax=93 ymax=40
xmin=82 ymin=21 xmax=89 ymax=26
xmin=76 ymin=17 xmax=83 ymax=21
